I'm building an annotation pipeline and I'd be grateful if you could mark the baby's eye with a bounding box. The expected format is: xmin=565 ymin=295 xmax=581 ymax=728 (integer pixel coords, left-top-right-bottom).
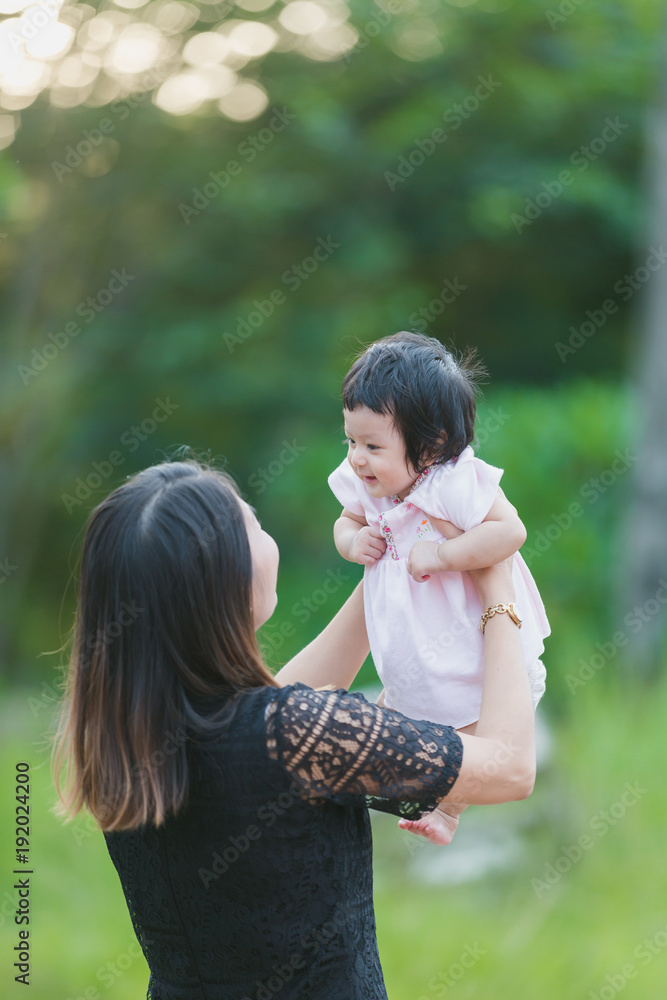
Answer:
xmin=344 ymin=437 xmax=355 ymax=446
xmin=367 ymin=444 xmax=378 ymax=451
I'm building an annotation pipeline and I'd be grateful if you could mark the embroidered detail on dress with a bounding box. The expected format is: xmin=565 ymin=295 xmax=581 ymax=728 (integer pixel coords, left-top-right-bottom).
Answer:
xmin=416 ymin=519 xmax=430 ymax=539
xmin=377 ymin=512 xmax=399 ymax=560
xmin=389 ymin=466 xmax=432 ymax=506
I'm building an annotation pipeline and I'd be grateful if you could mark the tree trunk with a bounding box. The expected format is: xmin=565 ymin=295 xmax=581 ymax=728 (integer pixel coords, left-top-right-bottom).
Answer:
xmin=619 ymin=22 xmax=667 ymax=673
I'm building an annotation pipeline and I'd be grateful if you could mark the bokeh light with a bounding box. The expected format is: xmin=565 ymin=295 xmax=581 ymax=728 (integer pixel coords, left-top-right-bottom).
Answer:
xmin=0 ymin=0 xmax=420 ymax=144
xmin=218 ymin=78 xmax=268 ymax=120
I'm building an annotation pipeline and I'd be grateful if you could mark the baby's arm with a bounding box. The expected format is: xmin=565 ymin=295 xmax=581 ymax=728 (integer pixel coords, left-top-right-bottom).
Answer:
xmin=334 ymin=509 xmax=387 ymax=566
xmin=437 ymin=488 xmax=526 ymax=570
xmin=408 ymin=489 xmax=526 ymax=582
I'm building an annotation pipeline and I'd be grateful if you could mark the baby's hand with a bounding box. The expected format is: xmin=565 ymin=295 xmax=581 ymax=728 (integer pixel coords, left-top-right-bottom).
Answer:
xmin=349 ymin=525 xmax=387 ymax=566
xmin=398 ymin=804 xmax=461 ymax=846
xmin=407 ymin=540 xmax=444 ymax=582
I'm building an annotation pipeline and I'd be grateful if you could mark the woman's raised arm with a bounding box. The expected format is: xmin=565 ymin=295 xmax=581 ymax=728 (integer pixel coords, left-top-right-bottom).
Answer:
xmin=269 ymin=557 xmax=533 ymax=814
xmin=439 ymin=558 xmax=536 ymax=806
xmin=274 ymin=581 xmax=369 ymax=690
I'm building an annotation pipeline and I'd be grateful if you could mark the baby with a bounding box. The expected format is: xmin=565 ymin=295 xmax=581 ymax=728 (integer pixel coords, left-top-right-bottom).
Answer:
xmin=329 ymin=332 xmax=549 ymax=843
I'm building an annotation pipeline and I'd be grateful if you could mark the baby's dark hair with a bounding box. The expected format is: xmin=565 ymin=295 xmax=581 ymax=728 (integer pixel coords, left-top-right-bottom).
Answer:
xmin=342 ymin=332 xmax=487 ymax=473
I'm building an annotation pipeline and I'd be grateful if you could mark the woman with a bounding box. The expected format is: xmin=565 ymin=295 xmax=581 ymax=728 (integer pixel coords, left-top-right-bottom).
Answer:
xmin=53 ymin=458 xmax=535 ymax=1000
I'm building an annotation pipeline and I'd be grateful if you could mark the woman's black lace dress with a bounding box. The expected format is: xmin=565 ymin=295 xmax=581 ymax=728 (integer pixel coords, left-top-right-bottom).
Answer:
xmin=104 ymin=683 xmax=463 ymax=999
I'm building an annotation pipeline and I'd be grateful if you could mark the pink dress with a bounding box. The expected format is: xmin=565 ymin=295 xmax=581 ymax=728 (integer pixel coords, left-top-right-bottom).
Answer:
xmin=328 ymin=447 xmax=549 ymax=729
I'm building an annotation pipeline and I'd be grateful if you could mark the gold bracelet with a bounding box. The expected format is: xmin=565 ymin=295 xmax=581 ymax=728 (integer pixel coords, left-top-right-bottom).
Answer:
xmin=479 ymin=602 xmax=522 ymax=634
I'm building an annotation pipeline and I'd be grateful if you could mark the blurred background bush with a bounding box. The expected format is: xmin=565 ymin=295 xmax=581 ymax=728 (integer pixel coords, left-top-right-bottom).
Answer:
xmin=1 ymin=0 xmax=666 ymax=996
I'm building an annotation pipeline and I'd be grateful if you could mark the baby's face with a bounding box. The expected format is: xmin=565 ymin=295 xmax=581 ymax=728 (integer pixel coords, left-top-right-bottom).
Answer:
xmin=343 ymin=406 xmax=418 ymax=501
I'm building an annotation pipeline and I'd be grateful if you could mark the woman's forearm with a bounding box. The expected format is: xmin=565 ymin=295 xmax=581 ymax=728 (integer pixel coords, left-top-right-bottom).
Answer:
xmin=442 ymin=569 xmax=535 ymax=806
xmin=274 ymin=582 xmax=369 ymax=690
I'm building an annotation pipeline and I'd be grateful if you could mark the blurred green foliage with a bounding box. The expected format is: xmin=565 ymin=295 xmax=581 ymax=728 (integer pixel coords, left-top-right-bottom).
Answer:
xmin=1 ymin=0 xmax=661 ymax=690
xmin=0 ymin=376 xmax=639 ymax=714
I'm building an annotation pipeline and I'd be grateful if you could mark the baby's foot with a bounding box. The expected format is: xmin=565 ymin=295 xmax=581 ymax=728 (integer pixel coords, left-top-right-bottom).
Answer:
xmin=398 ymin=806 xmax=460 ymax=846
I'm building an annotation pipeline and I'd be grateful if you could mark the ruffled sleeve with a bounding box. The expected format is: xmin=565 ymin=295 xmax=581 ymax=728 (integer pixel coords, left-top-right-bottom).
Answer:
xmin=265 ymin=684 xmax=463 ymax=819
xmin=418 ymin=447 xmax=503 ymax=532
xmin=328 ymin=457 xmax=366 ymax=517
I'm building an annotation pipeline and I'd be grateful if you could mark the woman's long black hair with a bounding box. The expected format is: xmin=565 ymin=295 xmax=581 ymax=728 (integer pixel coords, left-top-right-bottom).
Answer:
xmin=53 ymin=459 xmax=277 ymax=831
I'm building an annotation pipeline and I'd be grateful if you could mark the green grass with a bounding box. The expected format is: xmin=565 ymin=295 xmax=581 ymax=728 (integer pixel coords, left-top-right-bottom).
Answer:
xmin=1 ymin=669 xmax=665 ymax=999
xmin=374 ymin=673 xmax=667 ymax=1000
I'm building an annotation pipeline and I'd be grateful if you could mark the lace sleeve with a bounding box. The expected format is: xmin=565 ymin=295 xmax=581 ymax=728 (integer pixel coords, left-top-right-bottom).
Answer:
xmin=266 ymin=684 xmax=463 ymax=819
